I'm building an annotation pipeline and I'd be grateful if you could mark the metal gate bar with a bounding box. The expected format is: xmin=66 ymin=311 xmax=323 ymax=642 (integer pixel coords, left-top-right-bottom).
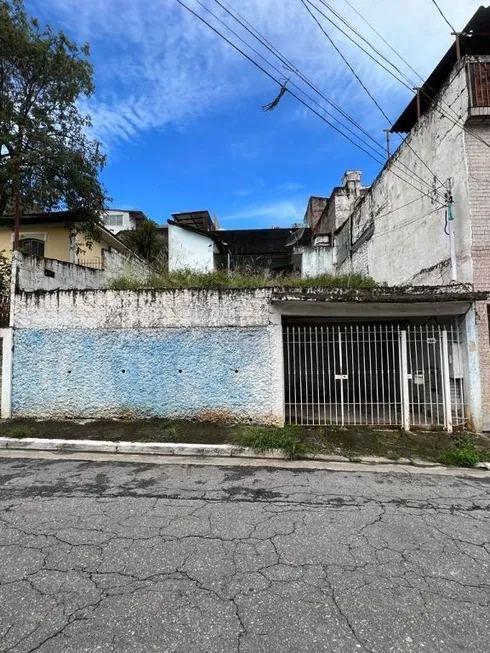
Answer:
xmin=284 ymin=322 xmax=465 ymax=429
xmin=284 ymin=324 xmax=402 ymax=426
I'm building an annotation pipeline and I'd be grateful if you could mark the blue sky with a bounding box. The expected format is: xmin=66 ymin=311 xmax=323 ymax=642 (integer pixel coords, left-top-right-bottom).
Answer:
xmin=29 ymin=0 xmax=481 ymax=229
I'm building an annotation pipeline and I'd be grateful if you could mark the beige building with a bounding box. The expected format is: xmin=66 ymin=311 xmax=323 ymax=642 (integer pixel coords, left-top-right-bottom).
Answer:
xmin=0 ymin=209 xmax=141 ymax=269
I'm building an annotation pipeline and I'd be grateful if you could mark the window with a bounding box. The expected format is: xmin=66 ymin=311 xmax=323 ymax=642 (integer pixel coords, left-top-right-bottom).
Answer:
xmin=103 ymin=213 xmax=124 ymax=227
xmin=19 ymin=238 xmax=45 ymax=257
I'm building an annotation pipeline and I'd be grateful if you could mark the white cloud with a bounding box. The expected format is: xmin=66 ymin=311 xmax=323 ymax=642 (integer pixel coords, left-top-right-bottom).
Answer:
xmin=223 ymin=197 xmax=306 ymax=227
xmin=33 ymin=0 xmax=483 ymax=149
xmin=272 ymin=182 xmax=304 ymax=194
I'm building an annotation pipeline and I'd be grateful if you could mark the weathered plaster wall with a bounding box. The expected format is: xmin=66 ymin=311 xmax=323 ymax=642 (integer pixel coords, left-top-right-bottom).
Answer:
xmin=336 ymin=60 xmax=472 ymax=286
xmin=11 ymin=288 xmax=283 ymax=424
xmin=303 ymin=197 xmax=328 ymax=231
xmin=465 ymin=122 xmax=490 ymax=430
xmin=102 ymin=248 xmax=151 ymax=281
xmin=300 ymin=247 xmax=333 ymax=277
xmin=14 ymin=250 xmax=151 ymax=292
xmin=168 ymin=224 xmax=216 ymax=273
xmin=12 ymin=327 xmax=281 ymax=423
xmin=12 ymin=288 xmax=273 ymax=329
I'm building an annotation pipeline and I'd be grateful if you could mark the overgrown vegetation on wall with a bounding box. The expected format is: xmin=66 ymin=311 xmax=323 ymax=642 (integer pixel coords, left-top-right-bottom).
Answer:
xmin=0 ymin=251 xmax=11 ymax=294
xmin=109 ymin=270 xmax=376 ymax=290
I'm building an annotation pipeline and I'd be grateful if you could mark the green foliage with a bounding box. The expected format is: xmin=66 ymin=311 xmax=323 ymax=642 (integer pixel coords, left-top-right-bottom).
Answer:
xmin=0 ymin=0 xmax=108 ymax=236
xmin=9 ymin=425 xmax=36 ymax=438
xmin=438 ymin=435 xmax=482 ymax=467
xmin=118 ymin=220 xmax=167 ymax=268
xmin=0 ymin=250 xmax=11 ymax=293
xmin=234 ymin=426 xmax=308 ymax=460
xmin=109 ymin=269 xmax=376 ymax=291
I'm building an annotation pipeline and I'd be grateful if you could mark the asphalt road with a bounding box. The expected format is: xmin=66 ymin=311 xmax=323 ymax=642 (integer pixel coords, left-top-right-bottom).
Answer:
xmin=0 ymin=455 xmax=489 ymax=652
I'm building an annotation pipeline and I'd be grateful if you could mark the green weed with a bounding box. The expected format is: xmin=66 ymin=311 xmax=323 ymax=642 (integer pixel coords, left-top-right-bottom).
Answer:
xmin=438 ymin=436 xmax=482 ymax=468
xmin=109 ymin=270 xmax=376 ymax=291
xmin=234 ymin=426 xmax=308 ymax=460
xmin=9 ymin=425 xmax=36 ymax=439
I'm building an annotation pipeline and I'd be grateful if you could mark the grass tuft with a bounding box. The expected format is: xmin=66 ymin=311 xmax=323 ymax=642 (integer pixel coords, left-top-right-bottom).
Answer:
xmin=9 ymin=425 xmax=36 ymax=439
xmin=233 ymin=426 xmax=308 ymax=460
xmin=109 ymin=270 xmax=376 ymax=291
xmin=438 ymin=435 xmax=482 ymax=467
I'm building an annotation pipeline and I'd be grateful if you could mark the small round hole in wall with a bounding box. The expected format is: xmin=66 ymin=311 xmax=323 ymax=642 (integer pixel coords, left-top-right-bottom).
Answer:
xmin=122 ymin=369 xmax=126 ymax=374
xmin=67 ymin=370 xmax=72 ymax=374
xmin=235 ymin=369 xmax=239 ymax=373
xmin=178 ymin=369 xmax=182 ymax=373
xmin=248 ymin=417 xmax=253 ymax=423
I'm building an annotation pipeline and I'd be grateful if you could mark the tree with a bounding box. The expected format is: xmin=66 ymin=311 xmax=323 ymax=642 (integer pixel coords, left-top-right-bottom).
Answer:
xmin=119 ymin=220 xmax=167 ymax=270
xmin=0 ymin=0 xmax=108 ymax=246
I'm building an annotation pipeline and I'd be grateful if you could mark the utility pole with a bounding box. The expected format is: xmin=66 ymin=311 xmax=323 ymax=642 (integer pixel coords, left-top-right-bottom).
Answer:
xmin=451 ymin=32 xmax=462 ymax=61
xmin=13 ymin=156 xmax=21 ymax=250
xmin=445 ymin=177 xmax=457 ymax=282
xmin=414 ymin=87 xmax=421 ymax=120
xmin=383 ymin=129 xmax=391 ymax=160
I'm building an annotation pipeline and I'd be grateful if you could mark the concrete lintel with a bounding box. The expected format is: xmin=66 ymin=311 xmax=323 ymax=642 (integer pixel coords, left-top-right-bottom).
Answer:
xmin=275 ymin=301 xmax=472 ymax=318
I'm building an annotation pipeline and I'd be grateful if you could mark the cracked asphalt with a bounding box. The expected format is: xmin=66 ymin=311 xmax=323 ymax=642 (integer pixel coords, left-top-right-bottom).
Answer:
xmin=0 ymin=456 xmax=490 ymax=652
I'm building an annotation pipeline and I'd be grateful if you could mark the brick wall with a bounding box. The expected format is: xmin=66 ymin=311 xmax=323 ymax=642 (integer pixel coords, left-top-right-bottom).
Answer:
xmin=465 ymin=124 xmax=490 ymax=430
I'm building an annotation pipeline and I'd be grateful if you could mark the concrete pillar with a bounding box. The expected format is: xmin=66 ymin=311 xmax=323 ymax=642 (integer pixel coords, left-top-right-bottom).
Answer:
xmin=462 ymin=306 xmax=482 ymax=431
xmin=269 ymin=306 xmax=285 ymax=427
xmin=0 ymin=328 xmax=13 ymax=419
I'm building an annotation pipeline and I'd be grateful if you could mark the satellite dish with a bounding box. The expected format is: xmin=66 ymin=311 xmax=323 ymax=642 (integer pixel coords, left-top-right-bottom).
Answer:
xmin=286 ymin=226 xmax=306 ymax=247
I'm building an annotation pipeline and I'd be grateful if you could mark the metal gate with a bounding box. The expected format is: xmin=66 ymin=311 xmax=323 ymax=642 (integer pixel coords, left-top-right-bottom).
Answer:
xmin=283 ymin=323 xmax=465 ymax=431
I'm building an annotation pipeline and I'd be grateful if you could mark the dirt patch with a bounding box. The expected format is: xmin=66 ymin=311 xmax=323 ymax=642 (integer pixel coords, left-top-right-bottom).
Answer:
xmin=1 ymin=419 xmax=234 ymax=445
xmin=1 ymin=419 xmax=490 ymax=463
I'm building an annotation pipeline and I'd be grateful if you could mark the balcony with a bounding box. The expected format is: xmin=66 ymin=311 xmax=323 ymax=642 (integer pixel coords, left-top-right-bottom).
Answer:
xmin=467 ymin=59 xmax=490 ymax=118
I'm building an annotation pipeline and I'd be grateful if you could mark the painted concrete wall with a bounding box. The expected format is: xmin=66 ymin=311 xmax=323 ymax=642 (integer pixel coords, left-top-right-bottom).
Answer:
xmin=12 ymin=288 xmax=273 ymax=329
xmin=101 ymin=210 xmax=136 ymax=235
xmin=336 ymin=59 xmax=472 ymax=286
xmin=75 ymin=231 xmax=142 ymax=270
xmin=0 ymin=224 xmax=71 ymax=261
xmin=168 ymin=224 xmax=215 ymax=273
xmin=11 ymin=288 xmax=283 ymax=424
xmin=14 ymin=251 xmax=151 ymax=292
xmin=300 ymin=247 xmax=333 ymax=277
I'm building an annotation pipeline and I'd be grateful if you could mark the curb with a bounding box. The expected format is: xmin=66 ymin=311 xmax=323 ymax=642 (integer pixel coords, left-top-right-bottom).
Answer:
xmin=0 ymin=436 xmax=473 ymax=470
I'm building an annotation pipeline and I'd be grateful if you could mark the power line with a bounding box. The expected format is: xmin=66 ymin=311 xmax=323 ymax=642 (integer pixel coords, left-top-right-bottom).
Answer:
xmin=210 ymin=0 xmax=386 ymax=149
xmin=342 ymin=0 xmax=426 ymax=85
xmin=373 ymin=204 xmax=443 ymax=239
xmin=191 ymin=0 xmax=392 ymax=162
xmin=174 ymin=0 xmax=393 ymax=167
xmin=206 ymin=0 xmax=447 ymax=199
xmin=302 ymin=0 xmax=446 ymax=189
xmin=177 ymin=0 xmax=447 ymax=203
xmin=303 ymin=0 xmax=414 ymax=91
xmin=311 ymin=0 xmax=490 ymax=152
xmin=300 ymin=0 xmax=390 ymax=122
xmin=316 ymin=0 xmax=418 ymax=88
xmin=429 ymin=0 xmax=457 ymax=33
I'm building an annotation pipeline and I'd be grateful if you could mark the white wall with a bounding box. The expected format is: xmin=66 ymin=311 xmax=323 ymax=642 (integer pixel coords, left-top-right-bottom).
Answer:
xmin=168 ymin=224 xmax=216 ymax=273
xmin=336 ymin=59 xmax=472 ymax=286
xmin=102 ymin=210 xmax=136 ymax=235
xmin=300 ymin=247 xmax=334 ymax=277
xmin=11 ymin=287 xmax=284 ymax=425
xmin=13 ymin=251 xmax=151 ymax=292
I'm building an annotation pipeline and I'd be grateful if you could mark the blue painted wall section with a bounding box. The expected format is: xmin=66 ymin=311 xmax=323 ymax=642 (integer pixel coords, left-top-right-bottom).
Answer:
xmin=12 ymin=328 xmax=281 ymax=422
